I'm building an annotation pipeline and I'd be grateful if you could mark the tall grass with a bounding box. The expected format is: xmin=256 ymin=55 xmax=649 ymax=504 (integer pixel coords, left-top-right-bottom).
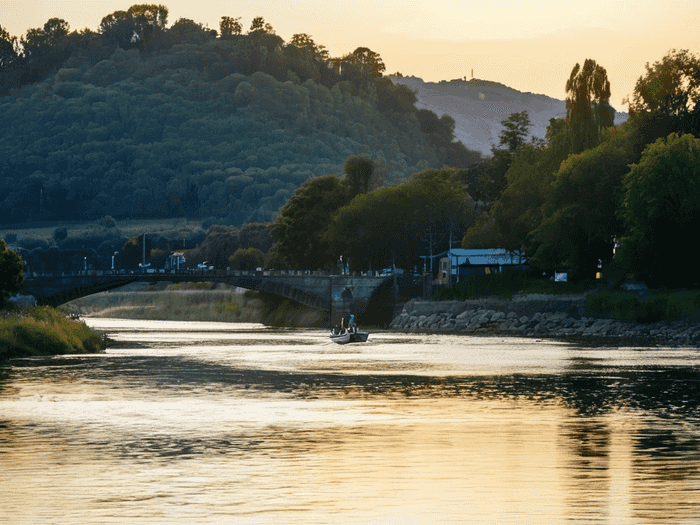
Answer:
xmin=434 ymin=271 xmax=591 ymax=300
xmin=63 ymin=284 xmax=268 ymax=323
xmin=585 ymin=290 xmax=700 ymax=323
xmin=0 ymin=306 xmax=105 ymax=361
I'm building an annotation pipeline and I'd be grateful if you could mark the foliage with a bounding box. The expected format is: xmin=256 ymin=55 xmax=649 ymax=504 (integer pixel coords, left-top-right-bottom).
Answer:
xmin=488 ymin=143 xmax=554 ymax=252
xmin=342 ymin=155 xmax=375 ymax=196
xmin=228 ymin=247 xmax=264 ymax=270
xmin=0 ymin=306 xmax=105 ymax=361
xmin=267 ymin=175 xmax=351 ymax=270
xmin=460 ymin=212 xmax=500 ymax=248
xmin=499 ymin=110 xmax=532 ymax=153
xmin=121 ymin=236 xmax=150 ymax=269
xmin=0 ymin=24 xmax=19 ymax=69
xmin=0 ymin=240 xmax=24 ymax=306
xmin=326 ymin=168 xmax=475 ymax=272
xmin=619 ymin=132 xmax=700 ymax=287
xmin=219 ymin=16 xmax=243 ymax=38
xmin=585 ymin=290 xmax=700 ymax=323
xmin=629 ymin=49 xmax=700 ymax=124
xmin=187 ymin=222 xmax=273 ymax=269
xmin=0 ymin=15 xmax=476 ymax=225
xmin=565 ymin=59 xmax=614 ymax=154
xmin=528 ymin=126 xmax=633 ymax=280
xmin=434 ymin=272 xmax=589 ymax=300
xmin=626 ymin=49 xmax=700 ymax=145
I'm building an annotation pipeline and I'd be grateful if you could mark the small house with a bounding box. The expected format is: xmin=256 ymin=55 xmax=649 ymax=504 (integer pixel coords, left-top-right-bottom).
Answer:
xmin=423 ymin=248 xmax=526 ymax=287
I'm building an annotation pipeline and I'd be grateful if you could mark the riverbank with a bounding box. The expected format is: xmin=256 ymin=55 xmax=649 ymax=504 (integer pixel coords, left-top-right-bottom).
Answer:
xmin=390 ymin=296 xmax=700 ymax=347
xmin=0 ymin=306 xmax=106 ymax=362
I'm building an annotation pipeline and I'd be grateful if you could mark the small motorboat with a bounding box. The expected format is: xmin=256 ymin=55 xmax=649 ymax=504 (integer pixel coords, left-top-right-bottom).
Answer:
xmin=330 ymin=315 xmax=369 ymax=344
xmin=330 ymin=327 xmax=369 ymax=344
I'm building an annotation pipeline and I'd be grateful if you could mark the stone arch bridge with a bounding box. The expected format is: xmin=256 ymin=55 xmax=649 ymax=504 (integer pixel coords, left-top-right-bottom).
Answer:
xmin=23 ymin=270 xmax=426 ymax=324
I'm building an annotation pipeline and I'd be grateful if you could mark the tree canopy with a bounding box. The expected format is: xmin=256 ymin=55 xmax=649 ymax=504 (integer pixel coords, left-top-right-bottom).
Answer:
xmin=619 ymin=132 xmax=700 ymax=287
xmin=0 ymin=240 xmax=25 ymax=306
xmin=0 ymin=11 xmax=479 ymax=226
xmin=327 ymin=168 xmax=475 ymax=272
xmin=566 ymin=59 xmax=614 ymax=154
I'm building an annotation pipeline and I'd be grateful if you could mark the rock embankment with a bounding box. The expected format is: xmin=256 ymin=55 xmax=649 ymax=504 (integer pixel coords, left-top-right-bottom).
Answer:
xmin=390 ymin=296 xmax=700 ymax=346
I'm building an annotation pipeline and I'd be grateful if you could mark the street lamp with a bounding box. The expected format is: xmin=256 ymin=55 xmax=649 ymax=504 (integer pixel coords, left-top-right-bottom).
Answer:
xmin=84 ymin=256 xmax=87 ymax=272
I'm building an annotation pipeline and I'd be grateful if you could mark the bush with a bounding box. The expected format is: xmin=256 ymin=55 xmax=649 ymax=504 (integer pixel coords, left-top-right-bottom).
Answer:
xmin=0 ymin=306 xmax=105 ymax=361
xmin=585 ymin=291 xmax=700 ymax=323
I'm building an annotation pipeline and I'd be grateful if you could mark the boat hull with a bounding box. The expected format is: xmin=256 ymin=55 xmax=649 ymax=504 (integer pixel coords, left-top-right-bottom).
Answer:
xmin=330 ymin=331 xmax=369 ymax=344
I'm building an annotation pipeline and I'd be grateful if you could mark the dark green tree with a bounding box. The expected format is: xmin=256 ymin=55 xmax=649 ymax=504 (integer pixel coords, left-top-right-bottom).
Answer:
xmin=341 ymin=47 xmax=385 ymax=77
xmin=288 ymin=33 xmax=328 ymax=61
xmin=219 ymin=16 xmax=243 ymax=38
xmin=565 ymin=59 xmax=614 ymax=154
xmin=228 ymin=247 xmax=265 ymax=270
xmin=499 ymin=110 xmax=532 ymax=153
xmin=170 ymin=18 xmax=213 ymax=44
xmin=528 ymin=126 xmax=632 ymax=280
xmin=0 ymin=25 xmax=19 ymax=69
xmin=327 ymin=168 xmax=475 ymax=272
xmin=628 ymin=49 xmax=700 ymax=138
xmin=267 ymin=175 xmax=350 ymax=270
xmin=342 ymin=155 xmax=374 ymax=197
xmin=126 ymin=4 xmax=168 ymax=29
xmin=619 ymin=132 xmax=700 ymax=287
xmin=0 ymin=240 xmax=25 ymax=307
xmin=249 ymin=16 xmax=274 ymax=34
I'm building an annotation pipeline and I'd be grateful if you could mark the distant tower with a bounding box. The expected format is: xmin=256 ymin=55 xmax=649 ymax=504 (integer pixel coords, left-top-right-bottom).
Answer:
xmin=471 ymin=69 xmax=473 ymax=79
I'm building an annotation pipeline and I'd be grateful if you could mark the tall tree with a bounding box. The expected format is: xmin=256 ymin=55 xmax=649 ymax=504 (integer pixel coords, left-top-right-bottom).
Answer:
xmin=0 ymin=240 xmax=24 ymax=307
xmin=219 ymin=16 xmax=243 ymax=38
xmin=267 ymin=175 xmax=350 ymax=270
xmin=126 ymin=4 xmax=169 ymax=29
xmin=341 ymin=47 xmax=385 ymax=77
xmin=619 ymin=133 xmax=700 ymax=287
xmin=498 ymin=110 xmax=532 ymax=153
xmin=327 ymin=168 xmax=475 ymax=272
xmin=565 ymin=59 xmax=614 ymax=154
xmin=628 ymin=49 xmax=700 ymax=137
xmin=249 ymin=16 xmax=274 ymax=34
xmin=288 ymin=33 xmax=328 ymax=61
xmin=342 ymin=155 xmax=374 ymax=197
xmin=20 ymin=18 xmax=70 ymax=60
xmin=0 ymin=25 xmax=19 ymax=69
xmin=528 ymin=127 xmax=632 ymax=280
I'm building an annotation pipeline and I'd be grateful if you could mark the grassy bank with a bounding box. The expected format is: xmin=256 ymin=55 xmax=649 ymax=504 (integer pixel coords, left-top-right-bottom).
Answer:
xmin=0 ymin=306 xmax=106 ymax=362
xmin=434 ymin=272 xmax=592 ymax=300
xmin=585 ymin=290 xmax=700 ymax=323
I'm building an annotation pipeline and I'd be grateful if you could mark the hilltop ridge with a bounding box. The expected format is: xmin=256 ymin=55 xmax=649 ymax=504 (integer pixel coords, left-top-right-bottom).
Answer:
xmin=392 ymin=76 xmax=628 ymax=154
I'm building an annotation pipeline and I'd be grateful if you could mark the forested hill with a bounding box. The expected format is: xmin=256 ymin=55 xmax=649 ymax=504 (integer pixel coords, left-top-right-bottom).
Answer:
xmin=391 ymin=76 xmax=628 ymax=154
xmin=0 ymin=19 xmax=480 ymax=226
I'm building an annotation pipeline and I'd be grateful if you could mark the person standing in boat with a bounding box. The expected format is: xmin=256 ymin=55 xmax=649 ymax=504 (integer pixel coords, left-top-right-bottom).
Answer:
xmin=348 ymin=315 xmax=357 ymax=333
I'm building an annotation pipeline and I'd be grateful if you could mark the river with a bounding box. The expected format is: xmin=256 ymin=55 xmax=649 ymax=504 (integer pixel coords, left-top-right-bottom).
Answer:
xmin=1 ymin=319 xmax=699 ymax=524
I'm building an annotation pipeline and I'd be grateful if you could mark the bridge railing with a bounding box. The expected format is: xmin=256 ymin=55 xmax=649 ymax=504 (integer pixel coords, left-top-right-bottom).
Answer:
xmin=26 ymin=268 xmax=391 ymax=279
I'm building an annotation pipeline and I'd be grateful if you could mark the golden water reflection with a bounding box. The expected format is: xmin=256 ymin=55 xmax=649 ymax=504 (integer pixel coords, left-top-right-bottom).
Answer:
xmin=1 ymin=321 xmax=699 ymax=524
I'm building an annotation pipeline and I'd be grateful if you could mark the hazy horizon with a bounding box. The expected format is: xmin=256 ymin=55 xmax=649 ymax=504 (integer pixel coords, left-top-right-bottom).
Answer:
xmin=2 ymin=0 xmax=698 ymax=111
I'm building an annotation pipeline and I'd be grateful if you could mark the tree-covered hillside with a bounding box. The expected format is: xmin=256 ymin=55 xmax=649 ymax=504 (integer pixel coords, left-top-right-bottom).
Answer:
xmin=391 ymin=76 xmax=628 ymax=155
xmin=0 ymin=8 xmax=480 ymax=226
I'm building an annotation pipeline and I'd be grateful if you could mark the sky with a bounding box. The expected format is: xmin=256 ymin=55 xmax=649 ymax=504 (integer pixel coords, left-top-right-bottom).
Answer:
xmin=2 ymin=0 xmax=698 ymax=111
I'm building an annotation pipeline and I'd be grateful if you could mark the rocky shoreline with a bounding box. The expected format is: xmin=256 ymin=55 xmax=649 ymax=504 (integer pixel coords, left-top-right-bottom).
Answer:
xmin=390 ymin=295 xmax=700 ymax=347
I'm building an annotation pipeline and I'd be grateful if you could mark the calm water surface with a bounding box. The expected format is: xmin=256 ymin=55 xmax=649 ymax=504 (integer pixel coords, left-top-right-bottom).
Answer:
xmin=1 ymin=319 xmax=700 ymax=524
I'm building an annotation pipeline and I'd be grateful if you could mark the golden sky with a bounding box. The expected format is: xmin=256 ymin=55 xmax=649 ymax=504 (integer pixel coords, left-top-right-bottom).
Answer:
xmin=2 ymin=0 xmax=698 ymax=111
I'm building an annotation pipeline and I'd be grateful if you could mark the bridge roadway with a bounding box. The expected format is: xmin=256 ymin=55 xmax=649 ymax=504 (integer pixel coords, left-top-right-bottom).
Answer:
xmin=22 ymin=269 xmax=405 ymax=320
